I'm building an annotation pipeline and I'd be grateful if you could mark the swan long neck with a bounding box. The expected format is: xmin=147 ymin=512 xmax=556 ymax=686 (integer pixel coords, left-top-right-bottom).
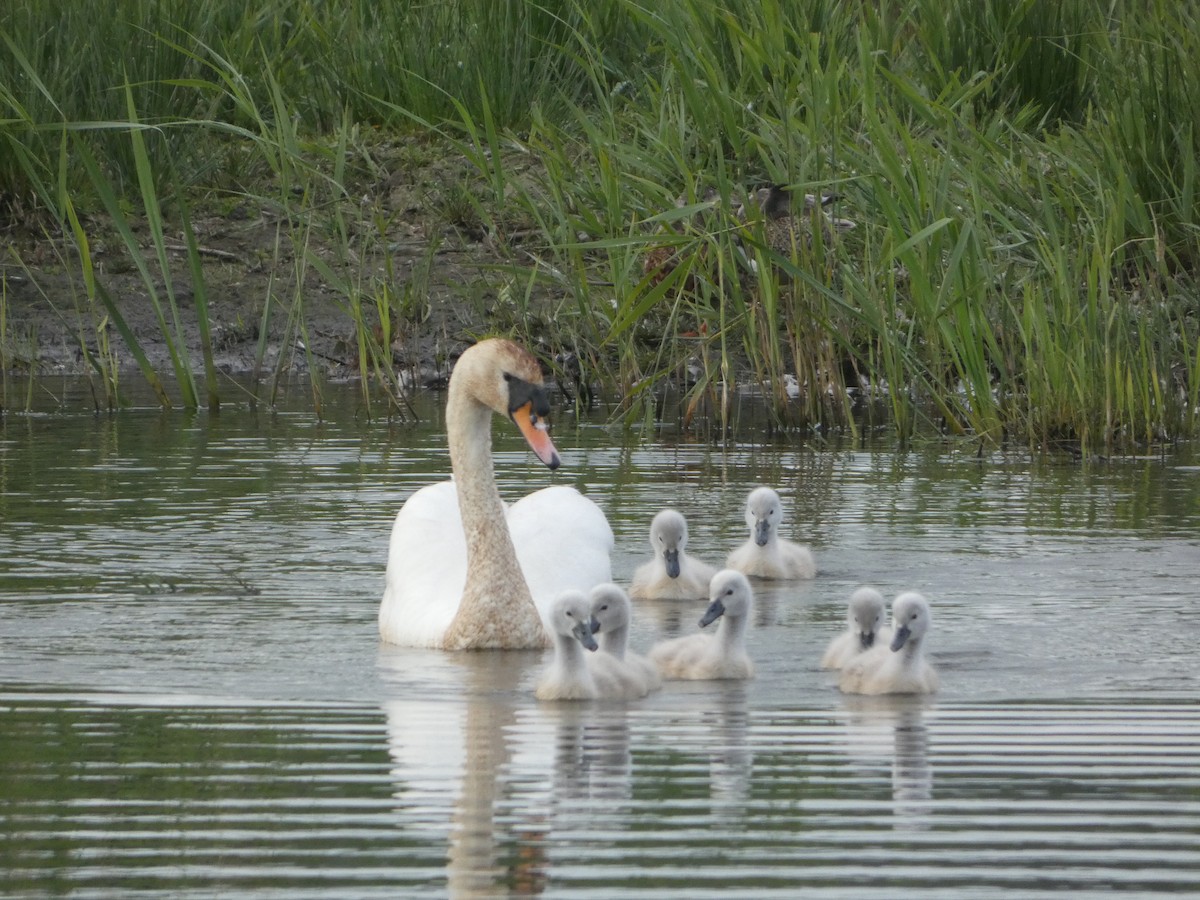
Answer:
xmin=718 ymin=613 xmax=748 ymax=652
xmin=447 ymin=394 xmax=509 ymax=559
xmin=897 ymin=635 xmax=923 ymax=664
xmin=554 ymin=632 xmax=589 ymax=672
xmin=442 ymin=375 xmax=545 ymax=649
xmin=600 ymin=623 xmax=629 ymax=660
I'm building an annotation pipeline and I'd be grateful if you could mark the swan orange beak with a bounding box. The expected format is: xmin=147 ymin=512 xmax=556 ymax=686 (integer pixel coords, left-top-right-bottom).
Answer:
xmin=512 ymin=402 xmax=561 ymax=470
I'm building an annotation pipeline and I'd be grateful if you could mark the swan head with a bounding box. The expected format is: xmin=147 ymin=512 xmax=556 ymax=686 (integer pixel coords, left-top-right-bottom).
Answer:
xmin=700 ymin=569 xmax=753 ymax=628
xmin=549 ymin=591 xmax=599 ymax=650
xmin=889 ymin=592 xmax=931 ymax=651
xmin=649 ymin=509 xmax=688 ymax=578
xmin=588 ymin=583 xmax=632 ymax=634
xmin=848 ymin=586 xmax=887 ymax=650
xmin=454 ymin=339 xmax=561 ymax=469
xmin=744 ymin=486 xmax=783 ymax=547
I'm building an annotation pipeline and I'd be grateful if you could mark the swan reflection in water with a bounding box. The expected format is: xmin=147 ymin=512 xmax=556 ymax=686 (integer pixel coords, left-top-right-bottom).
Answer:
xmin=837 ymin=695 xmax=933 ymax=829
xmin=378 ymin=645 xmax=632 ymax=897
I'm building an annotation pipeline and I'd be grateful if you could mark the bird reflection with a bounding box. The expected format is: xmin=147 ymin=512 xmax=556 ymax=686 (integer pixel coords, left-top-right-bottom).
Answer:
xmin=837 ymin=695 xmax=933 ymax=830
xmin=703 ymin=683 xmax=754 ymax=819
xmin=378 ymin=646 xmax=634 ymax=898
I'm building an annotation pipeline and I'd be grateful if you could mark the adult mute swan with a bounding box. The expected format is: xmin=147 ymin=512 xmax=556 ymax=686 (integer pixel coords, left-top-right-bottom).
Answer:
xmin=820 ymin=587 xmax=892 ymax=670
xmin=378 ymin=339 xmax=614 ymax=650
xmin=589 ymin=583 xmax=661 ymax=697
xmin=648 ymin=569 xmax=755 ymax=680
xmin=536 ymin=592 xmax=605 ymax=701
xmin=839 ymin=592 xmax=939 ymax=695
xmin=726 ymin=486 xmax=816 ymax=580
xmin=630 ymin=509 xmax=718 ymax=601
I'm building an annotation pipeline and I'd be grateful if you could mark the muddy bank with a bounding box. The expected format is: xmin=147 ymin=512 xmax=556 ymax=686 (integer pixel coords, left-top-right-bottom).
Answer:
xmin=0 ymin=147 xmax=545 ymax=391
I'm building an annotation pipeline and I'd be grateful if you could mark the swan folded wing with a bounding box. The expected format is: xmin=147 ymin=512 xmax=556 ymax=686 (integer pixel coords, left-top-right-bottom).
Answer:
xmin=380 ymin=482 xmax=469 ymax=647
xmin=508 ymin=485 xmax=615 ymax=625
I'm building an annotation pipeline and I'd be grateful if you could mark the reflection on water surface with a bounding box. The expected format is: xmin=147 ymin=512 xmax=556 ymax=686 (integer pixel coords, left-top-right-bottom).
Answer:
xmin=1 ymin=385 xmax=1199 ymax=896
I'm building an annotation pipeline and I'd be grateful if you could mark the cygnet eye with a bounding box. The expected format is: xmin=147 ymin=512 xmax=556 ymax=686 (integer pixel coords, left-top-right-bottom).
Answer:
xmin=725 ymin=587 xmax=734 ymax=596
xmin=599 ymin=604 xmax=609 ymax=612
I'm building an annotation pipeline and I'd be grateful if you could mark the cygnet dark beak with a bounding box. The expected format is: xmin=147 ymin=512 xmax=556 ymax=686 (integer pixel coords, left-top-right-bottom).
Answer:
xmin=890 ymin=625 xmax=911 ymax=652
xmin=754 ymin=519 xmax=770 ymax=547
xmin=664 ymin=548 xmax=681 ymax=578
xmin=859 ymin=631 xmax=875 ymax=650
xmin=574 ymin=620 xmax=599 ymax=651
xmin=589 ymin=615 xmax=601 ymax=635
xmin=699 ymin=598 xmax=726 ymax=628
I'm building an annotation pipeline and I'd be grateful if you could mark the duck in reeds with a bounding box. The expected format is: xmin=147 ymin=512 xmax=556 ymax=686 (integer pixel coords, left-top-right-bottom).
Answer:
xmin=821 ymin=587 xmax=891 ymax=670
xmin=629 ymin=509 xmax=718 ymax=601
xmin=746 ymin=185 xmax=856 ymax=267
xmin=648 ymin=569 xmax=755 ymax=680
xmin=839 ymin=592 xmax=939 ymax=696
xmin=378 ymin=338 xmax=614 ymax=650
xmin=726 ymin=486 xmax=816 ymax=580
xmin=588 ymin=583 xmax=662 ymax=697
xmin=642 ymin=184 xmax=855 ymax=289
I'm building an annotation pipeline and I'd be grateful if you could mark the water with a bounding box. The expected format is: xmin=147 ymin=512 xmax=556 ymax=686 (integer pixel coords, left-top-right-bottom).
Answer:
xmin=2 ymin=384 xmax=1199 ymax=897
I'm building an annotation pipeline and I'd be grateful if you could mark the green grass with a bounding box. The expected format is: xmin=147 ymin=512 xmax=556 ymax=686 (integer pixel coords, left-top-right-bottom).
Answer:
xmin=1 ymin=0 xmax=1198 ymax=450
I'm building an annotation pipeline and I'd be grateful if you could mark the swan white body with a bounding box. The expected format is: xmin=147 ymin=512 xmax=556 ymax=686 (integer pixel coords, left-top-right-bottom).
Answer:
xmin=378 ymin=339 xmax=614 ymax=649
xmin=839 ymin=592 xmax=939 ymax=695
xmin=589 ymin=583 xmax=661 ymax=697
xmin=630 ymin=509 xmax=718 ymax=601
xmin=648 ymin=569 xmax=755 ymax=680
xmin=821 ymin=587 xmax=893 ymax=670
xmin=726 ymin=487 xmax=816 ymax=580
xmin=536 ymin=592 xmax=606 ymax=701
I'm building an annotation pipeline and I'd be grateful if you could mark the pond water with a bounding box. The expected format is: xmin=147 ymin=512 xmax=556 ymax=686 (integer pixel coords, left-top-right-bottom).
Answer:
xmin=2 ymin=381 xmax=1199 ymax=898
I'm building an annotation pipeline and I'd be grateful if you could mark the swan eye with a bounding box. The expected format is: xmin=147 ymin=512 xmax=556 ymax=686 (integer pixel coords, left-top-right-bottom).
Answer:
xmin=599 ymin=604 xmax=609 ymax=612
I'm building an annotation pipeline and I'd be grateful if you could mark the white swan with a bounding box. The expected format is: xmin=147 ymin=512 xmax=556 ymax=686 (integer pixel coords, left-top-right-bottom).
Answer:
xmin=726 ymin=486 xmax=816 ymax=579
xmin=378 ymin=339 xmax=614 ymax=649
xmin=648 ymin=569 xmax=755 ymax=680
xmin=839 ymin=592 xmax=939 ymax=695
xmin=588 ymin=583 xmax=662 ymax=697
xmin=820 ymin=587 xmax=892 ymax=670
xmin=536 ymin=592 xmax=606 ymax=701
xmin=629 ymin=509 xmax=718 ymax=600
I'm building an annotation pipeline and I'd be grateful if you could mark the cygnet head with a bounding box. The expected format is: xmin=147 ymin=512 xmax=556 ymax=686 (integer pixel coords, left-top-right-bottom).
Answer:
xmin=889 ymin=592 xmax=931 ymax=652
xmin=744 ymin=486 xmax=784 ymax=547
xmin=700 ymin=569 xmax=754 ymax=628
xmin=549 ymin=591 xmax=599 ymax=651
xmin=589 ymin=583 xmax=632 ymax=635
xmin=649 ymin=509 xmax=689 ymax=578
xmin=848 ymin=587 xmax=887 ymax=650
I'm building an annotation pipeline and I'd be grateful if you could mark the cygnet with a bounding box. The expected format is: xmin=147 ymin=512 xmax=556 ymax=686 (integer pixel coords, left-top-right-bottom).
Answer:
xmin=630 ymin=509 xmax=718 ymax=600
xmin=726 ymin=486 xmax=816 ymax=579
xmin=588 ymin=583 xmax=662 ymax=697
xmin=820 ymin=586 xmax=892 ymax=669
xmin=648 ymin=569 xmax=755 ymax=680
xmin=536 ymin=591 xmax=607 ymax=701
xmin=839 ymin=592 xmax=939 ymax=695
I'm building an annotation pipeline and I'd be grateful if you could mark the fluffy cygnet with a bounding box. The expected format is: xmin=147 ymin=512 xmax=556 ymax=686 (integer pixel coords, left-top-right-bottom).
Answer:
xmin=820 ymin=587 xmax=892 ymax=670
xmin=839 ymin=592 xmax=939 ymax=695
xmin=726 ymin=486 xmax=816 ymax=579
xmin=588 ymin=583 xmax=662 ymax=697
xmin=536 ymin=591 xmax=607 ymax=701
xmin=648 ymin=569 xmax=755 ymax=680
xmin=630 ymin=509 xmax=718 ymax=600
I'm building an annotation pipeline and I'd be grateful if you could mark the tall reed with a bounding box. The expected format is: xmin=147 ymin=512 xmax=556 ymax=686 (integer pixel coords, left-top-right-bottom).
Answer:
xmin=1 ymin=0 xmax=1196 ymax=450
